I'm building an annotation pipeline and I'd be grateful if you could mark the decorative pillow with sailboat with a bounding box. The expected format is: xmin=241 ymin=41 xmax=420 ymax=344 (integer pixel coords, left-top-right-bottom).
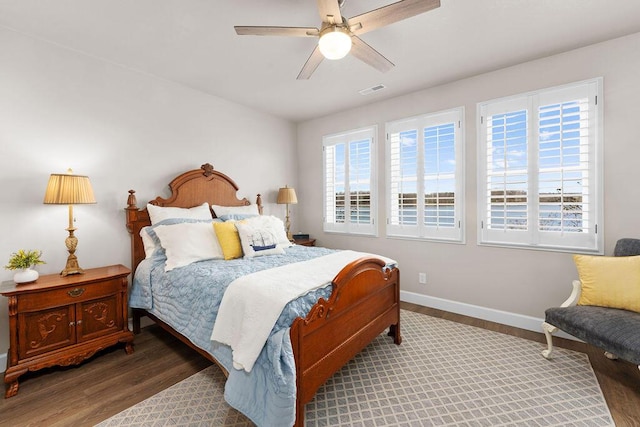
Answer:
xmin=236 ymin=220 xmax=285 ymax=258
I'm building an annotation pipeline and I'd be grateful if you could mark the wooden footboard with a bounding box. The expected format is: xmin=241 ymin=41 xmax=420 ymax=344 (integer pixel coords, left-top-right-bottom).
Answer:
xmin=290 ymin=257 xmax=401 ymax=427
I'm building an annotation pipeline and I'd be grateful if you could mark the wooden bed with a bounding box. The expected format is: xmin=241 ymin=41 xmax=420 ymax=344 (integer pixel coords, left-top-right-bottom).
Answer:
xmin=125 ymin=163 xmax=401 ymax=426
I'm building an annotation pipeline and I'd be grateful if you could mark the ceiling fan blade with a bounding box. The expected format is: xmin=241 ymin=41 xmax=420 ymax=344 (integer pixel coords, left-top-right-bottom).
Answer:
xmin=297 ymin=46 xmax=325 ymax=80
xmin=348 ymin=0 xmax=440 ymax=35
xmin=235 ymin=26 xmax=319 ymax=37
xmin=317 ymin=0 xmax=343 ymax=25
xmin=350 ymin=36 xmax=394 ymax=73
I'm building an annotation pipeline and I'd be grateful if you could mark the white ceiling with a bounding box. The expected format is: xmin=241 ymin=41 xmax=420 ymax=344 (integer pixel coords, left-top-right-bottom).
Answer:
xmin=1 ymin=0 xmax=640 ymax=122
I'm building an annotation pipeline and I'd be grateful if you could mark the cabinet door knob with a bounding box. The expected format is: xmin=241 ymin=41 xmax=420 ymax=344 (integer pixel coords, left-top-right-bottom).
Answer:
xmin=69 ymin=321 xmax=75 ymax=327
xmin=67 ymin=288 xmax=85 ymax=297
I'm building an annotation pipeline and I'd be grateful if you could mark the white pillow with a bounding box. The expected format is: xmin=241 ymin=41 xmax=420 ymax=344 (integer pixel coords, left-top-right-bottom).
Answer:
xmin=140 ymin=218 xmax=222 ymax=259
xmin=235 ymin=220 xmax=285 ymax=258
xmin=147 ymin=202 xmax=211 ymax=225
xmin=140 ymin=226 xmax=158 ymax=259
xmin=210 ymin=203 xmax=259 ymax=218
xmin=244 ymin=215 xmax=292 ymax=248
xmin=153 ymin=222 xmax=223 ymax=271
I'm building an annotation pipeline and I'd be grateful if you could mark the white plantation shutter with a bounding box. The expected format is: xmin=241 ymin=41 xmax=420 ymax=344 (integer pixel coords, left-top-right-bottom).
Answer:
xmin=323 ymin=144 xmax=339 ymax=225
xmin=389 ymin=129 xmax=419 ymax=227
xmin=386 ymin=108 xmax=464 ymax=242
xmin=478 ymin=78 xmax=602 ymax=253
xmin=349 ymin=139 xmax=372 ymax=225
xmin=424 ymin=123 xmax=457 ymax=230
xmin=323 ymin=126 xmax=377 ymax=235
xmin=481 ymin=98 xmax=530 ymax=245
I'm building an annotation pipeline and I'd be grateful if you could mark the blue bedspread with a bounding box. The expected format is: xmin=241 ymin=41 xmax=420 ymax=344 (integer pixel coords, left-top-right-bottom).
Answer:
xmin=129 ymin=245 xmax=337 ymax=427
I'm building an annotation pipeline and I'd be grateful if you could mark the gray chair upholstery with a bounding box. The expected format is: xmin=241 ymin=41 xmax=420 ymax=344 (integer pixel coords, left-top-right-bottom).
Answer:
xmin=545 ymin=305 xmax=640 ymax=365
xmin=542 ymin=238 xmax=640 ymax=369
xmin=614 ymin=238 xmax=640 ymax=257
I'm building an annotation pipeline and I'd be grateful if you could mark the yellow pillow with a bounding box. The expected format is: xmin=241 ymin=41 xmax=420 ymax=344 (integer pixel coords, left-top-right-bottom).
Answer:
xmin=213 ymin=221 xmax=243 ymax=260
xmin=574 ymin=254 xmax=640 ymax=312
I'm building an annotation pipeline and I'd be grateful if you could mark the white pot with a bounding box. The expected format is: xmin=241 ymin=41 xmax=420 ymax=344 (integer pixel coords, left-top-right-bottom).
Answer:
xmin=13 ymin=267 xmax=39 ymax=284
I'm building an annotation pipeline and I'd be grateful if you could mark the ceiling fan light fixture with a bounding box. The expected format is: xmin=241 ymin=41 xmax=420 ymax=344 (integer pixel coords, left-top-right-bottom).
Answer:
xmin=318 ymin=27 xmax=352 ymax=60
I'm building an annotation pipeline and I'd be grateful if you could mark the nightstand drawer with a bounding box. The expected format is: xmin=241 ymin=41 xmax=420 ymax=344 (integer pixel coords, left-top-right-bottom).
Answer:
xmin=17 ymin=279 xmax=121 ymax=312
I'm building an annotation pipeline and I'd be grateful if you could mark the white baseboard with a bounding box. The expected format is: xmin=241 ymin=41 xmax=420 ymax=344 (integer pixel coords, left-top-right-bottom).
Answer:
xmin=400 ymin=290 xmax=579 ymax=341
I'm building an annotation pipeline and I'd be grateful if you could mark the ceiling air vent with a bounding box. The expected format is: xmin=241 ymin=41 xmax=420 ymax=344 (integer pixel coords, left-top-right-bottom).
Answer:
xmin=359 ymin=84 xmax=387 ymax=96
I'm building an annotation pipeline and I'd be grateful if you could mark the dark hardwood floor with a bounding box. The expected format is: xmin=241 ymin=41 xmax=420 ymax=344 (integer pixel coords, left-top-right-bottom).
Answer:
xmin=0 ymin=325 xmax=211 ymax=426
xmin=1 ymin=302 xmax=639 ymax=426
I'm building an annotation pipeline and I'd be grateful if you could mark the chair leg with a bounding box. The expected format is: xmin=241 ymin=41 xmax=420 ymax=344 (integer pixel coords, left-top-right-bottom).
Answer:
xmin=541 ymin=322 xmax=557 ymax=359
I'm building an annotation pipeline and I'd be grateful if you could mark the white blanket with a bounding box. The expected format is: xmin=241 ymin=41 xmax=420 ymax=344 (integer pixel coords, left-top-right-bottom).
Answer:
xmin=210 ymin=250 xmax=395 ymax=372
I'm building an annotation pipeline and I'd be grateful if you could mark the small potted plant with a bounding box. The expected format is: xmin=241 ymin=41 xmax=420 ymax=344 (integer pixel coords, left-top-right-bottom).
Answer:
xmin=4 ymin=249 xmax=46 ymax=284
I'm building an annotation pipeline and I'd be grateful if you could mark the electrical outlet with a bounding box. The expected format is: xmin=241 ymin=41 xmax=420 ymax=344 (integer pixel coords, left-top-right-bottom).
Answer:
xmin=418 ymin=272 xmax=427 ymax=284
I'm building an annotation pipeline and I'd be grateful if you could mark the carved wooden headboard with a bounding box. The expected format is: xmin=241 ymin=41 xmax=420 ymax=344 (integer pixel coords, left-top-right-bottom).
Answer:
xmin=125 ymin=163 xmax=262 ymax=274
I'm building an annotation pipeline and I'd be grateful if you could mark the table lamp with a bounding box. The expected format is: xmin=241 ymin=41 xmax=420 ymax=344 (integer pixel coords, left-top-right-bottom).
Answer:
xmin=277 ymin=185 xmax=297 ymax=241
xmin=43 ymin=169 xmax=96 ymax=276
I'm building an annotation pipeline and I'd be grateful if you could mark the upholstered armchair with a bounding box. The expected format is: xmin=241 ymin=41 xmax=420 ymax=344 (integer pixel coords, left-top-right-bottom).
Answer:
xmin=541 ymin=238 xmax=640 ymax=371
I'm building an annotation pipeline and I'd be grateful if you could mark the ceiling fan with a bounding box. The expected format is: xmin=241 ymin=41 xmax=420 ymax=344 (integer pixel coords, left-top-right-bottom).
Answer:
xmin=234 ymin=0 xmax=441 ymax=80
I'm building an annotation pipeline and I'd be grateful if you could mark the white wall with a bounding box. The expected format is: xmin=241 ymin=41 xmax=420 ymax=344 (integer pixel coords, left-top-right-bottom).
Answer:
xmin=0 ymin=27 xmax=297 ymax=363
xmin=297 ymin=32 xmax=640 ymax=326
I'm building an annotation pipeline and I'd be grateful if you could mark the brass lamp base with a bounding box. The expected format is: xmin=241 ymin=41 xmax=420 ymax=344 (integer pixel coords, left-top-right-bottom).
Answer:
xmin=284 ymin=203 xmax=294 ymax=241
xmin=61 ymin=228 xmax=84 ymax=276
xmin=285 ymin=214 xmax=293 ymax=241
xmin=61 ymin=256 xmax=84 ymax=276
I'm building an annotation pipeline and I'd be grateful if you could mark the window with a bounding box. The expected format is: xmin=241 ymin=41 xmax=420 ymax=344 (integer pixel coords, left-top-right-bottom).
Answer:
xmin=478 ymin=78 xmax=603 ymax=253
xmin=323 ymin=126 xmax=377 ymax=235
xmin=386 ymin=107 xmax=464 ymax=242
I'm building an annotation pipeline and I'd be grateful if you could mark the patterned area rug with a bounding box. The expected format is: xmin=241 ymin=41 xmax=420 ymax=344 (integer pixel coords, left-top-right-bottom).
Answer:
xmin=97 ymin=310 xmax=613 ymax=426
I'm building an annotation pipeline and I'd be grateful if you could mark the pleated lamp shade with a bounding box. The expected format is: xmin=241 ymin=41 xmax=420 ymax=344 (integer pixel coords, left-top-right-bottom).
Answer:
xmin=43 ymin=173 xmax=96 ymax=205
xmin=277 ymin=186 xmax=298 ymax=205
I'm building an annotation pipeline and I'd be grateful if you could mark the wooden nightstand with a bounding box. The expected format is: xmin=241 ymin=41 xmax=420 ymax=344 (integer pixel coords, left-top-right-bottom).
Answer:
xmin=294 ymin=238 xmax=316 ymax=247
xmin=1 ymin=264 xmax=134 ymax=398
